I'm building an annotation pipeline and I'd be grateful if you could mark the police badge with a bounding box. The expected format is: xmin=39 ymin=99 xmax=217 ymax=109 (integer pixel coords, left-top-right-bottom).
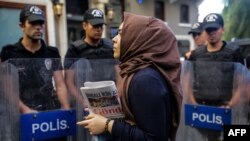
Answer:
xmin=44 ymin=58 xmax=52 ymax=70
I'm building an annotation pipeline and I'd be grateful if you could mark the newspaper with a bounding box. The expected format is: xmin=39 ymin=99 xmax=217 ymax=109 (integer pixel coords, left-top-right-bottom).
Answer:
xmin=80 ymin=81 xmax=124 ymax=119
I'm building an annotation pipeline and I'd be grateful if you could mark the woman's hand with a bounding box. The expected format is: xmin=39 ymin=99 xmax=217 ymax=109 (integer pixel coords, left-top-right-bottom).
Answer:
xmin=77 ymin=109 xmax=107 ymax=135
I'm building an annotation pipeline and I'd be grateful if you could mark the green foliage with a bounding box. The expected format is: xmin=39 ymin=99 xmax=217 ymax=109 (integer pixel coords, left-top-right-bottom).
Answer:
xmin=222 ymin=0 xmax=250 ymax=41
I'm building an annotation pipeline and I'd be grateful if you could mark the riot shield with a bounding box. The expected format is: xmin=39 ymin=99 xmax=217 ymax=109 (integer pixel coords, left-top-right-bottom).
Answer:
xmin=65 ymin=58 xmax=118 ymax=141
xmin=176 ymin=61 xmax=250 ymax=141
xmin=0 ymin=62 xmax=19 ymax=141
xmin=4 ymin=58 xmax=76 ymax=141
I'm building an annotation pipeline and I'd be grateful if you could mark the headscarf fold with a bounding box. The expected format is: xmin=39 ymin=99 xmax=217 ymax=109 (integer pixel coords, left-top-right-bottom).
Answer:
xmin=119 ymin=12 xmax=182 ymax=140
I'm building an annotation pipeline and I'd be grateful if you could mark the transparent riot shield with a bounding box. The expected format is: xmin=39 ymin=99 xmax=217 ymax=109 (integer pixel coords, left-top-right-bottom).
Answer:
xmin=5 ymin=58 xmax=76 ymax=141
xmin=65 ymin=58 xmax=118 ymax=141
xmin=176 ymin=61 xmax=250 ymax=141
xmin=0 ymin=62 xmax=19 ymax=141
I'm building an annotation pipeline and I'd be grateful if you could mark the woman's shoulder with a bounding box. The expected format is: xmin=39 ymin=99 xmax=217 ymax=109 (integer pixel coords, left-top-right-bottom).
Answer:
xmin=129 ymin=67 xmax=169 ymax=96
xmin=132 ymin=67 xmax=164 ymax=83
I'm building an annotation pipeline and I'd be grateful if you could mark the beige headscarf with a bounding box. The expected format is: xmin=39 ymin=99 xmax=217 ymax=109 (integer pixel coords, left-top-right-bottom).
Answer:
xmin=118 ymin=12 xmax=182 ymax=140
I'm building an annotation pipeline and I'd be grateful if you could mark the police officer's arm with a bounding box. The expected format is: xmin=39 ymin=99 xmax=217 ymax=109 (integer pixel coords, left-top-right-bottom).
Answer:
xmin=53 ymin=70 xmax=70 ymax=109
xmin=1 ymin=49 xmax=38 ymax=113
xmin=20 ymin=100 xmax=38 ymax=113
xmin=181 ymin=60 xmax=197 ymax=105
xmin=224 ymin=72 xmax=246 ymax=108
xmin=65 ymin=70 xmax=76 ymax=97
xmin=64 ymin=69 xmax=85 ymax=106
xmin=184 ymin=50 xmax=192 ymax=60
xmin=0 ymin=67 xmax=37 ymax=114
xmin=187 ymin=81 xmax=198 ymax=105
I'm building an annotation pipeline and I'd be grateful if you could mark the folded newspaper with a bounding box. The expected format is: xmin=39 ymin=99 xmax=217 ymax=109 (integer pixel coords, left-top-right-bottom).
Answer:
xmin=80 ymin=81 xmax=124 ymax=119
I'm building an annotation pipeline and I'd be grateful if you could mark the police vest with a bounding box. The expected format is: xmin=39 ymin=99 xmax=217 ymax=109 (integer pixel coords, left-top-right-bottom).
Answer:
xmin=71 ymin=38 xmax=114 ymax=59
xmin=1 ymin=41 xmax=61 ymax=110
xmin=189 ymin=42 xmax=241 ymax=62
xmin=192 ymin=61 xmax=235 ymax=106
xmin=66 ymin=38 xmax=116 ymax=82
xmin=190 ymin=42 xmax=240 ymax=106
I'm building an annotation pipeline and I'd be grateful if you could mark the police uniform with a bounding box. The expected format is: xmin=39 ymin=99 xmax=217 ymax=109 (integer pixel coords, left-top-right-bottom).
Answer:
xmin=64 ymin=37 xmax=115 ymax=141
xmin=189 ymin=41 xmax=242 ymax=62
xmin=64 ymin=38 xmax=114 ymax=68
xmin=64 ymin=38 xmax=115 ymax=82
xmin=185 ymin=13 xmax=247 ymax=141
xmin=0 ymin=38 xmax=62 ymax=111
xmin=188 ymin=41 xmax=243 ymax=106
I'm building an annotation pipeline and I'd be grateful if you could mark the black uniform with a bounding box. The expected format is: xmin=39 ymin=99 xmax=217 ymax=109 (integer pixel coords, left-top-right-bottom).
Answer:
xmin=186 ymin=41 xmax=246 ymax=141
xmin=64 ymin=38 xmax=114 ymax=67
xmin=0 ymin=38 xmax=62 ymax=111
xmin=189 ymin=41 xmax=242 ymax=62
xmin=188 ymin=41 xmax=243 ymax=106
xmin=64 ymin=38 xmax=115 ymax=81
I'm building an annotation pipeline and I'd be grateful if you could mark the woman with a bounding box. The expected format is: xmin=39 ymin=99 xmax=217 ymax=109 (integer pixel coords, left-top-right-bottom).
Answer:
xmin=77 ymin=12 xmax=182 ymax=141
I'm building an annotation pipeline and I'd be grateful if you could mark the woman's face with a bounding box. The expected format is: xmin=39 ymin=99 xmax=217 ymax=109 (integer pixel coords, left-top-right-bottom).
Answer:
xmin=112 ymin=22 xmax=123 ymax=59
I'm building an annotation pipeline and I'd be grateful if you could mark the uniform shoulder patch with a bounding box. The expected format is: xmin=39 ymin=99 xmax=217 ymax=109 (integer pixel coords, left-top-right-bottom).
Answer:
xmin=71 ymin=40 xmax=85 ymax=48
